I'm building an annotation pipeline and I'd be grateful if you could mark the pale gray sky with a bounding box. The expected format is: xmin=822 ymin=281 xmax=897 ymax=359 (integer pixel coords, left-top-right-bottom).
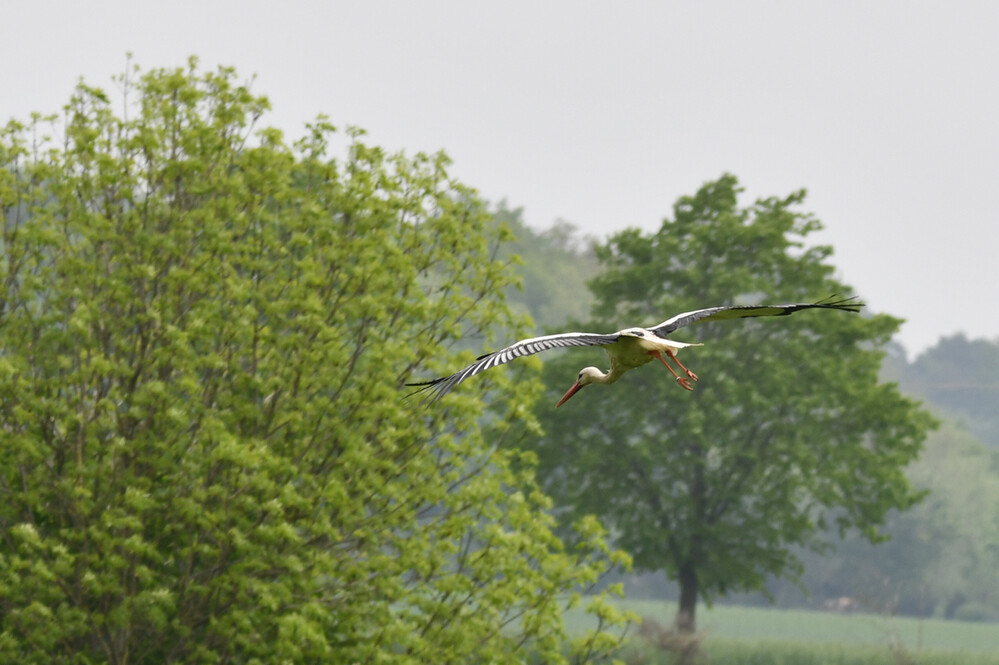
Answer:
xmin=5 ymin=1 xmax=997 ymax=357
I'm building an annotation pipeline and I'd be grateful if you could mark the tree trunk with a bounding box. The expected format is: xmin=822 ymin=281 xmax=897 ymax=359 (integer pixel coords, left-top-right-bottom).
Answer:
xmin=676 ymin=560 xmax=699 ymax=633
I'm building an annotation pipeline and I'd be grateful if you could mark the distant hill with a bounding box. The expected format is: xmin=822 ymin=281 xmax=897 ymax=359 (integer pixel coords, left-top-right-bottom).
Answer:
xmin=491 ymin=203 xmax=600 ymax=330
xmin=892 ymin=334 xmax=999 ymax=448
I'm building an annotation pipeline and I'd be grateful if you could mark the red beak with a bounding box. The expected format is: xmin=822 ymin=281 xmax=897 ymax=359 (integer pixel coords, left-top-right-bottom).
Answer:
xmin=556 ymin=381 xmax=584 ymax=408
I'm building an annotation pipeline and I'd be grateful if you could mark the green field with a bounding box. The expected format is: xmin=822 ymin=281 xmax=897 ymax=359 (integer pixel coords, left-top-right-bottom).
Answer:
xmin=565 ymin=599 xmax=999 ymax=662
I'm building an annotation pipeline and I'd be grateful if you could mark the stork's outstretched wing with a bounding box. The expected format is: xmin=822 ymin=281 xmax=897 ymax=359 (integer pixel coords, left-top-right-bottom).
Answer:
xmin=648 ymin=296 xmax=862 ymax=338
xmin=405 ymin=331 xmax=620 ymax=404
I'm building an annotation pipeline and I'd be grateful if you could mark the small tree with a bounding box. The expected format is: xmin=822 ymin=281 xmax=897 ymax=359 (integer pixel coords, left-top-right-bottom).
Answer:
xmin=0 ymin=60 xmax=628 ymax=664
xmin=528 ymin=175 xmax=934 ymax=632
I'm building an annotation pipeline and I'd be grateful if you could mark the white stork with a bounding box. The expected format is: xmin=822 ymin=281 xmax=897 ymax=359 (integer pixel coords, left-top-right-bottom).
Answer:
xmin=406 ymin=297 xmax=862 ymax=407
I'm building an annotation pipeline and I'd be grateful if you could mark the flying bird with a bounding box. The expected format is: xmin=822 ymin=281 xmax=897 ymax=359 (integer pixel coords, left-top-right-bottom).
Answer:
xmin=406 ymin=297 xmax=863 ymax=407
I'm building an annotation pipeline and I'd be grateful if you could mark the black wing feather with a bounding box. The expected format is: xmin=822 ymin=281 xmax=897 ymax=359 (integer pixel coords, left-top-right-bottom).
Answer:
xmin=648 ymin=296 xmax=862 ymax=338
xmin=405 ymin=331 xmax=620 ymax=404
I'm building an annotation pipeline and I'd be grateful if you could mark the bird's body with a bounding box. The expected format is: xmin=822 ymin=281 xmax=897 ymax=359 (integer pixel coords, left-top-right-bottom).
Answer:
xmin=548 ymin=329 xmax=704 ymax=405
xmin=406 ymin=297 xmax=862 ymax=407
xmin=594 ymin=328 xmax=698 ymax=377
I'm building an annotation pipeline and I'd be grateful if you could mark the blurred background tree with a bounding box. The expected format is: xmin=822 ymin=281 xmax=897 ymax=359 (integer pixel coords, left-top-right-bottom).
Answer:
xmin=492 ymin=202 xmax=599 ymax=327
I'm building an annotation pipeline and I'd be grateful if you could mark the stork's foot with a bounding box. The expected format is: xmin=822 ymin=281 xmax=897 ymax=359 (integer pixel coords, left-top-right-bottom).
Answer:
xmin=665 ymin=349 xmax=698 ymax=382
xmin=676 ymin=377 xmax=693 ymax=391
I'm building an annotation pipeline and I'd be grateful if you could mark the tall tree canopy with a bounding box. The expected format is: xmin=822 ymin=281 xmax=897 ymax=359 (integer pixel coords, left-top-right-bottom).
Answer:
xmin=527 ymin=175 xmax=934 ymax=632
xmin=0 ymin=60 xmax=628 ymax=664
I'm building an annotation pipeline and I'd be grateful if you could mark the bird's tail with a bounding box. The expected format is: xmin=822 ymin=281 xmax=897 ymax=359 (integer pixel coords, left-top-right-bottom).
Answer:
xmin=667 ymin=340 xmax=704 ymax=349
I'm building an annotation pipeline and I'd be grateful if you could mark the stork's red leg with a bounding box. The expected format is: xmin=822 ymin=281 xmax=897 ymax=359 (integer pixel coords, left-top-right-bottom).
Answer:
xmin=650 ymin=351 xmax=693 ymax=391
xmin=666 ymin=349 xmax=698 ymax=382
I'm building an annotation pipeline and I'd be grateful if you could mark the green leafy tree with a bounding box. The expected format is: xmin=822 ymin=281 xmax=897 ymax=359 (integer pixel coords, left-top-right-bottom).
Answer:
xmin=0 ymin=59 xmax=629 ymax=664
xmin=527 ymin=175 xmax=934 ymax=632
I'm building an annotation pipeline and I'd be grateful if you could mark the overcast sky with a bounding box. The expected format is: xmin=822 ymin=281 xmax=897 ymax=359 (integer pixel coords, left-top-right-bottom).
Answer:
xmin=5 ymin=1 xmax=997 ymax=357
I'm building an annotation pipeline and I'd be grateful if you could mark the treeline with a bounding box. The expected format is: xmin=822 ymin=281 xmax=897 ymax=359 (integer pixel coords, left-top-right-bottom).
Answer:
xmin=890 ymin=335 xmax=999 ymax=448
xmin=500 ymin=209 xmax=999 ymax=623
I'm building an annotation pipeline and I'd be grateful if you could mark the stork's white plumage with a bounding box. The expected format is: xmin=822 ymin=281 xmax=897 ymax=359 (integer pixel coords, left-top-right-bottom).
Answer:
xmin=406 ymin=297 xmax=863 ymax=407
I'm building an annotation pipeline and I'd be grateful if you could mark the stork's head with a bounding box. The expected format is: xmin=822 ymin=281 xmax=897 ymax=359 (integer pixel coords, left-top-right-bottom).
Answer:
xmin=555 ymin=366 xmax=606 ymax=407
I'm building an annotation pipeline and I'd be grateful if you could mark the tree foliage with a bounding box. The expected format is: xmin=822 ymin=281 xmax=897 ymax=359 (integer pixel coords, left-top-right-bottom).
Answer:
xmin=0 ymin=60 xmax=629 ymax=664
xmin=526 ymin=175 xmax=935 ymax=631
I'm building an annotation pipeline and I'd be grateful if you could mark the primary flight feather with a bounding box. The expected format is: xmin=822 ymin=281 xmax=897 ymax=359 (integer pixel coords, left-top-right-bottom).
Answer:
xmin=406 ymin=296 xmax=862 ymax=407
